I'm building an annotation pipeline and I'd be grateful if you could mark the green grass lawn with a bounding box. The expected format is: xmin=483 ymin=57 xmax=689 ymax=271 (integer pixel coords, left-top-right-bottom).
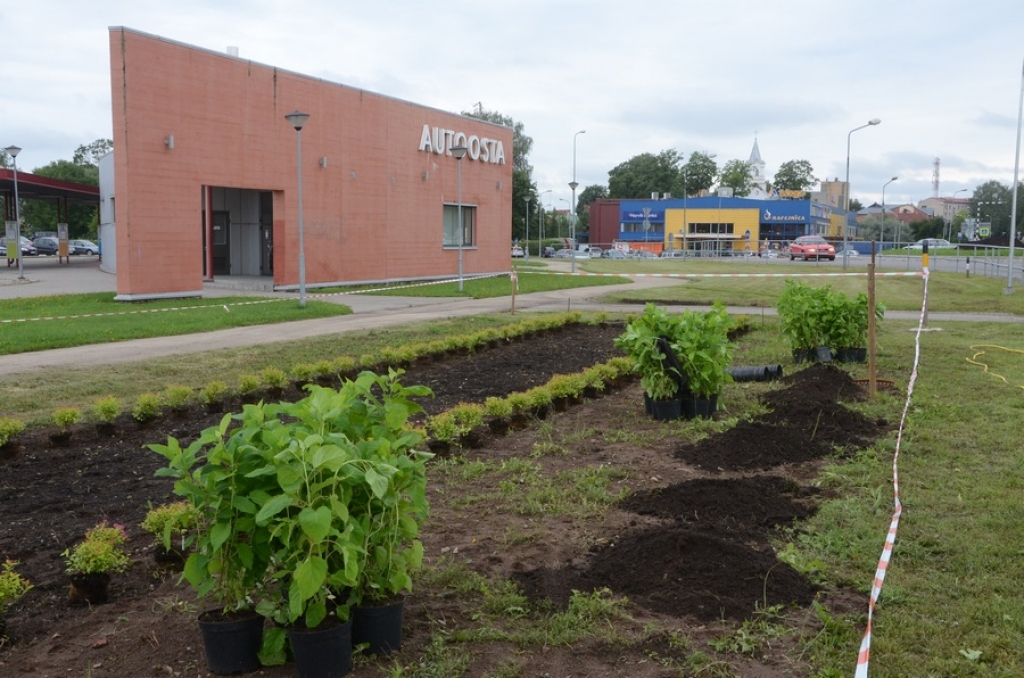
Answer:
xmin=0 ymin=293 xmax=351 ymax=355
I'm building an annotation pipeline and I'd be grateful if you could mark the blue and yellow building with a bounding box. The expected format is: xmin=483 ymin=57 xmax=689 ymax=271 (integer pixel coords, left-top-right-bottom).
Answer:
xmin=606 ymin=196 xmax=850 ymax=254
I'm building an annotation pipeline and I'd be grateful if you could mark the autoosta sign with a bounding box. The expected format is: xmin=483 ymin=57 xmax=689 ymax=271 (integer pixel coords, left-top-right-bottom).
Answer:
xmin=418 ymin=125 xmax=506 ymax=164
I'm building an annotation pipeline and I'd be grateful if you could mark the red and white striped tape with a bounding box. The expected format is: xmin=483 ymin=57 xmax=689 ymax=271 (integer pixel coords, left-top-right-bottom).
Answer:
xmin=0 ymin=298 xmax=282 ymax=324
xmin=854 ymin=267 xmax=928 ymax=677
xmin=522 ymin=270 xmax=923 ymax=279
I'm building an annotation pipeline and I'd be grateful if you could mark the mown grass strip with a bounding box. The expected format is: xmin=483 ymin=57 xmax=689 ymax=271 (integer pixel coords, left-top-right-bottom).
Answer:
xmin=0 ymin=293 xmax=350 ymax=355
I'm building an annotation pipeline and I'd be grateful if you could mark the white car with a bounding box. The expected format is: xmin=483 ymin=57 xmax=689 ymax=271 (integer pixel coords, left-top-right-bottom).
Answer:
xmin=905 ymin=238 xmax=952 ymax=251
xmin=510 ymin=246 xmax=524 ymax=258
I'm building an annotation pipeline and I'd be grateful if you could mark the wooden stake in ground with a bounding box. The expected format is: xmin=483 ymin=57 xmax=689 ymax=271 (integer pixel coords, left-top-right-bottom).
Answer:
xmin=868 ymin=242 xmax=877 ymax=398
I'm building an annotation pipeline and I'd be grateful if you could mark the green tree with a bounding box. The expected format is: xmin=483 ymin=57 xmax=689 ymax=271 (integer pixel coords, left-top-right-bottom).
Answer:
xmin=681 ymin=152 xmax=718 ymax=197
xmin=773 ymin=159 xmax=816 ymax=191
xmin=718 ymin=159 xmax=754 ymax=197
xmin=463 ymin=107 xmax=534 ymax=242
xmin=971 ymin=180 xmax=1013 ymax=236
xmin=20 ymin=159 xmax=100 ymax=238
xmin=849 ymin=198 xmax=864 ymax=212
xmin=72 ymin=139 xmax=113 ymax=167
xmin=856 ymin=214 xmax=902 ymax=244
xmin=607 ymin=149 xmax=685 ymax=199
xmin=909 ymin=216 xmax=946 ymax=241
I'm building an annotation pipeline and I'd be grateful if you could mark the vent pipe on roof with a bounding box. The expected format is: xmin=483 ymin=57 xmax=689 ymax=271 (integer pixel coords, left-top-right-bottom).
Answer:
xmin=227 ymin=46 xmax=239 ymax=57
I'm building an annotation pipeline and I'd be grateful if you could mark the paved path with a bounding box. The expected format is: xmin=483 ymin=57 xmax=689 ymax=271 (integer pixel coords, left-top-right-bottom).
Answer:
xmin=2 ymin=257 xmax=1021 ymax=376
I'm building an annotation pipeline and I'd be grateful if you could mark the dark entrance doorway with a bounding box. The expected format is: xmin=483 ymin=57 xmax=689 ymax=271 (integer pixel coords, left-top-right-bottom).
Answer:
xmin=212 ymin=211 xmax=230 ymax=275
xmin=260 ymin=192 xmax=273 ymax=276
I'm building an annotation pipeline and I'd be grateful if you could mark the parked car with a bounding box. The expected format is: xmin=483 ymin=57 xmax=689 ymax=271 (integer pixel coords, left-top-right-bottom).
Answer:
xmin=69 ymin=239 xmax=100 ymax=255
xmin=0 ymin=236 xmax=38 ymax=257
xmin=554 ymin=248 xmax=575 ymax=259
xmin=835 ymin=247 xmax=860 ymax=258
xmin=788 ymin=235 xmax=836 ymax=261
xmin=511 ymin=245 xmax=524 ymax=258
xmin=759 ymin=249 xmax=779 ymax=258
xmin=588 ymin=247 xmax=603 ymax=258
xmin=601 ymin=249 xmax=627 ymax=259
xmin=541 ymin=246 xmax=556 ymax=258
xmin=33 ymin=236 xmax=60 ymax=256
xmin=905 ymin=238 xmax=952 ymax=251
xmin=629 ymin=250 xmax=657 ymax=259
xmin=659 ymin=250 xmax=687 ymax=259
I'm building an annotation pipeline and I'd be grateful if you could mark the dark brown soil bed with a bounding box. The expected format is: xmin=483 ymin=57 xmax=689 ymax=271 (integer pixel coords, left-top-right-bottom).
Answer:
xmin=0 ymin=323 xmax=887 ymax=677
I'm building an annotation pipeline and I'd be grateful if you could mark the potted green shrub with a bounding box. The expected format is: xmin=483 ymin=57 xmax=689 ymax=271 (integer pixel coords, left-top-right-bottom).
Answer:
xmin=200 ymin=380 xmax=229 ymax=414
xmin=249 ymin=371 xmax=433 ymax=666
xmin=133 ymin=392 xmax=162 ymax=424
xmin=0 ymin=559 xmax=32 ymax=638
xmin=150 ymin=410 xmax=279 ymax=675
xmin=0 ymin=417 xmax=26 ymax=457
xmin=50 ymin=407 xmax=81 ymax=446
xmin=670 ymin=303 xmax=736 ymax=418
xmin=141 ymin=501 xmax=197 ymax=567
xmin=92 ymin=396 xmax=121 ymax=435
xmin=484 ymin=396 xmax=513 ymax=435
xmin=63 ymin=521 xmax=130 ymax=604
xmin=614 ymin=304 xmax=684 ymax=420
xmin=777 ymin=280 xmax=827 ymax=362
xmin=164 ymin=385 xmax=194 ymax=415
xmin=830 ymin=292 xmax=885 ymax=363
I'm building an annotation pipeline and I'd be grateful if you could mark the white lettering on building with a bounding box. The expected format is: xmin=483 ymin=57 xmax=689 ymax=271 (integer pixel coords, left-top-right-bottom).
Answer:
xmin=418 ymin=124 xmax=506 ymax=164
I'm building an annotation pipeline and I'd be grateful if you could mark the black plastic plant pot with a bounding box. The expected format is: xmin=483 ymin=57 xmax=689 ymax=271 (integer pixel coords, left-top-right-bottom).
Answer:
xmin=352 ymin=596 xmax=405 ymax=656
xmin=197 ymin=610 xmax=263 ymax=675
xmin=649 ymin=397 xmax=681 ymax=421
xmin=288 ymin=618 xmax=353 ymax=678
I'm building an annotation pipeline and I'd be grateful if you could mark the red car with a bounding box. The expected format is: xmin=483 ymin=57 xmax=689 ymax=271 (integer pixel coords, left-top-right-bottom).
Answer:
xmin=788 ymin=235 xmax=835 ymax=261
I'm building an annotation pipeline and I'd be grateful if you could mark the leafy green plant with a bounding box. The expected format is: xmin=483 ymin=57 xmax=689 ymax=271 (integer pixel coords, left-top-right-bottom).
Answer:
xmin=290 ymin=362 xmax=317 ymax=385
xmin=449 ymin=402 xmax=485 ymax=438
xmin=200 ymin=380 xmax=229 ymax=405
xmin=52 ymin=407 xmax=81 ymax=432
xmin=484 ymin=396 xmax=513 ymax=420
xmin=259 ymin=367 xmax=288 ymax=391
xmin=141 ymin=501 xmax=198 ymax=552
xmin=614 ymin=303 xmax=682 ymax=401
xmin=0 ymin=417 xmax=26 ymax=447
xmin=426 ymin=411 xmax=459 ymax=442
xmin=63 ymin=521 xmax=130 ymax=575
xmin=92 ymin=396 xmax=121 ymax=424
xmin=332 ymin=355 xmax=357 ymax=377
xmin=164 ymin=385 xmax=193 ymax=410
xmin=237 ymin=373 xmax=261 ymax=396
xmin=670 ymin=303 xmax=735 ymax=398
xmin=524 ymin=386 xmax=552 ymax=410
xmin=132 ymin=393 xmax=162 ymax=422
xmin=776 ymin=280 xmax=826 ymax=351
xmin=0 ymin=560 xmax=32 ymax=615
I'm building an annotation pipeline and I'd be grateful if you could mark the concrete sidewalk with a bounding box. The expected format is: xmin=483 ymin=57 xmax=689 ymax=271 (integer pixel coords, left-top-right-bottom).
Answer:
xmin=3 ymin=258 xmax=1022 ymax=376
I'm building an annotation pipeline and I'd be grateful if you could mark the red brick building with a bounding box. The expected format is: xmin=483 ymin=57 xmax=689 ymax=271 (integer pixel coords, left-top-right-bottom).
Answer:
xmin=108 ymin=28 xmax=512 ymax=299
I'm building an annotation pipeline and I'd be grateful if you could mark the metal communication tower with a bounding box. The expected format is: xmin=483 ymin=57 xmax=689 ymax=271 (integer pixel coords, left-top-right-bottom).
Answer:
xmin=933 ymin=157 xmax=941 ymax=197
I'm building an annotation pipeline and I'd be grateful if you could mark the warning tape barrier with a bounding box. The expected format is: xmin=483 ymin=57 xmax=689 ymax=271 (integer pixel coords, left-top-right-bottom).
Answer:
xmin=0 ymin=273 xmax=508 ymax=325
xmin=854 ymin=268 xmax=928 ymax=677
xmin=521 ymin=270 xmax=923 ymax=279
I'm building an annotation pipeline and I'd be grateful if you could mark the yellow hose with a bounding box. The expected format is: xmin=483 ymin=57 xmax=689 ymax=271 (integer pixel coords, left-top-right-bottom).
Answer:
xmin=966 ymin=344 xmax=1024 ymax=390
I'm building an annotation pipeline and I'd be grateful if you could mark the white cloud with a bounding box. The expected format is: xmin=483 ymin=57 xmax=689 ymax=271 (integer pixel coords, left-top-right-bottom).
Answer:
xmin=3 ymin=0 xmax=1023 ymax=210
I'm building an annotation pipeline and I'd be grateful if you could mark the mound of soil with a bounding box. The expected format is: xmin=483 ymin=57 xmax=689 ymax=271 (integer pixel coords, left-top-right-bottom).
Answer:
xmin=0 ymin=324 xmax=887 ymax=677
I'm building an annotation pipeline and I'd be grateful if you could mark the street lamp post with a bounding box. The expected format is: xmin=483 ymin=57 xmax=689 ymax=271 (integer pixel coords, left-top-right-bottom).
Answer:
xmin=4 ymin=145 xmax=24 ymax=280
xmin=523 ymin=197 xmax=530 ymax=259
xmin=451 ymin=145 xmax=468 ymax=291
xmin=949 ymin=188 xmax=968 ymax=241
xmin=284 ymin=111 xmax=310 ymax=308
xmin=539 ymin=189 xmax=551 ymax=255
xmin=882 ymin=176 xmax=898 ymax=248
xmin=843 ymin=118 xmax=881 ymax=268
xmin=570 ymin=129 xmax=585 ymax=273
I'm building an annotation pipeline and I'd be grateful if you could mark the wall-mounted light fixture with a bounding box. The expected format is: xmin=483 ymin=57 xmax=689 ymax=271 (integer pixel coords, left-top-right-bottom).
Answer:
xmin=164 ymin=134 xmax=175 ymax=150
xmin=496 ymin=181 xmax=503 ymax=190
xmin=319 ymin=156 xmax=328 ymax=168
xmin=422 ymin=171 xmax=429 ymax=181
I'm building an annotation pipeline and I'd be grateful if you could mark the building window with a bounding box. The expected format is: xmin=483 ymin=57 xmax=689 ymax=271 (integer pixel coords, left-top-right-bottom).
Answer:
xmin=444 ymin=204 xmax=476 ymax=247
xmin=689 ymin=222 xmax=735 ymax=235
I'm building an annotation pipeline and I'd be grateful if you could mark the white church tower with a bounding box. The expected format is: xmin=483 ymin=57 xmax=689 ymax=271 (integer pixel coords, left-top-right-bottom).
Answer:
xmin=746 ymin=137 xmax=770 ymax=198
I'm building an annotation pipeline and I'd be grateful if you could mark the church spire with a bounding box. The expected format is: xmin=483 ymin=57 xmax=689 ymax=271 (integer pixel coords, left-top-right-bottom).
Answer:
xmin=748 ymin=136 xmax=763 ymax=165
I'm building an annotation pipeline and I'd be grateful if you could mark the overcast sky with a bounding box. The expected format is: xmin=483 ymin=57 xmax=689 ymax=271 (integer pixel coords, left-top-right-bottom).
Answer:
xmin=3 ymin=0 xmax=1023 ymax=211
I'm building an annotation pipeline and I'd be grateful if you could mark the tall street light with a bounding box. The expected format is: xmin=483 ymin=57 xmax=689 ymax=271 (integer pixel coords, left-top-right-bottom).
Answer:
xmin=4 ymin=145 xmax=24 ymax=280
xmin=843 ymin=118 xmax=881 ymax=269
xmin=284 ymin=110 xmax=310 ymax=308
xmin=523 ymin=197 xmax=530 ymax=259
xmin=949 ymin=188 xmax=968 ymax=241
xmin=881 ymin=176 xmax=898 ymax=248
xmin=570 ymin=129 xmax=585 ymax=273
xmin=451 ymin=145 xmax=468 ymax=291
xmin=539 ymin=189 xmax=551 ymax=255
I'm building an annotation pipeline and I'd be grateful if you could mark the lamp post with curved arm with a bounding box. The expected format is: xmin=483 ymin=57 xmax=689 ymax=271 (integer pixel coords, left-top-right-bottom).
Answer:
xmin=3 ymin=145 xmax=24 ymax=280
xmin=843 ymin=118 xmax=881 ymax=268
xmin=570 ymin=130 xmax=585 ymax=273
xmin=881 ymin=176 xmax=898 ymax=248
xmin=538 ymin=189 xmax=551 ymax=255
xmin=451 ymin=145 xmax=468 ymax=291
xmin=284 ymin=111 xmax=310 ymax=307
